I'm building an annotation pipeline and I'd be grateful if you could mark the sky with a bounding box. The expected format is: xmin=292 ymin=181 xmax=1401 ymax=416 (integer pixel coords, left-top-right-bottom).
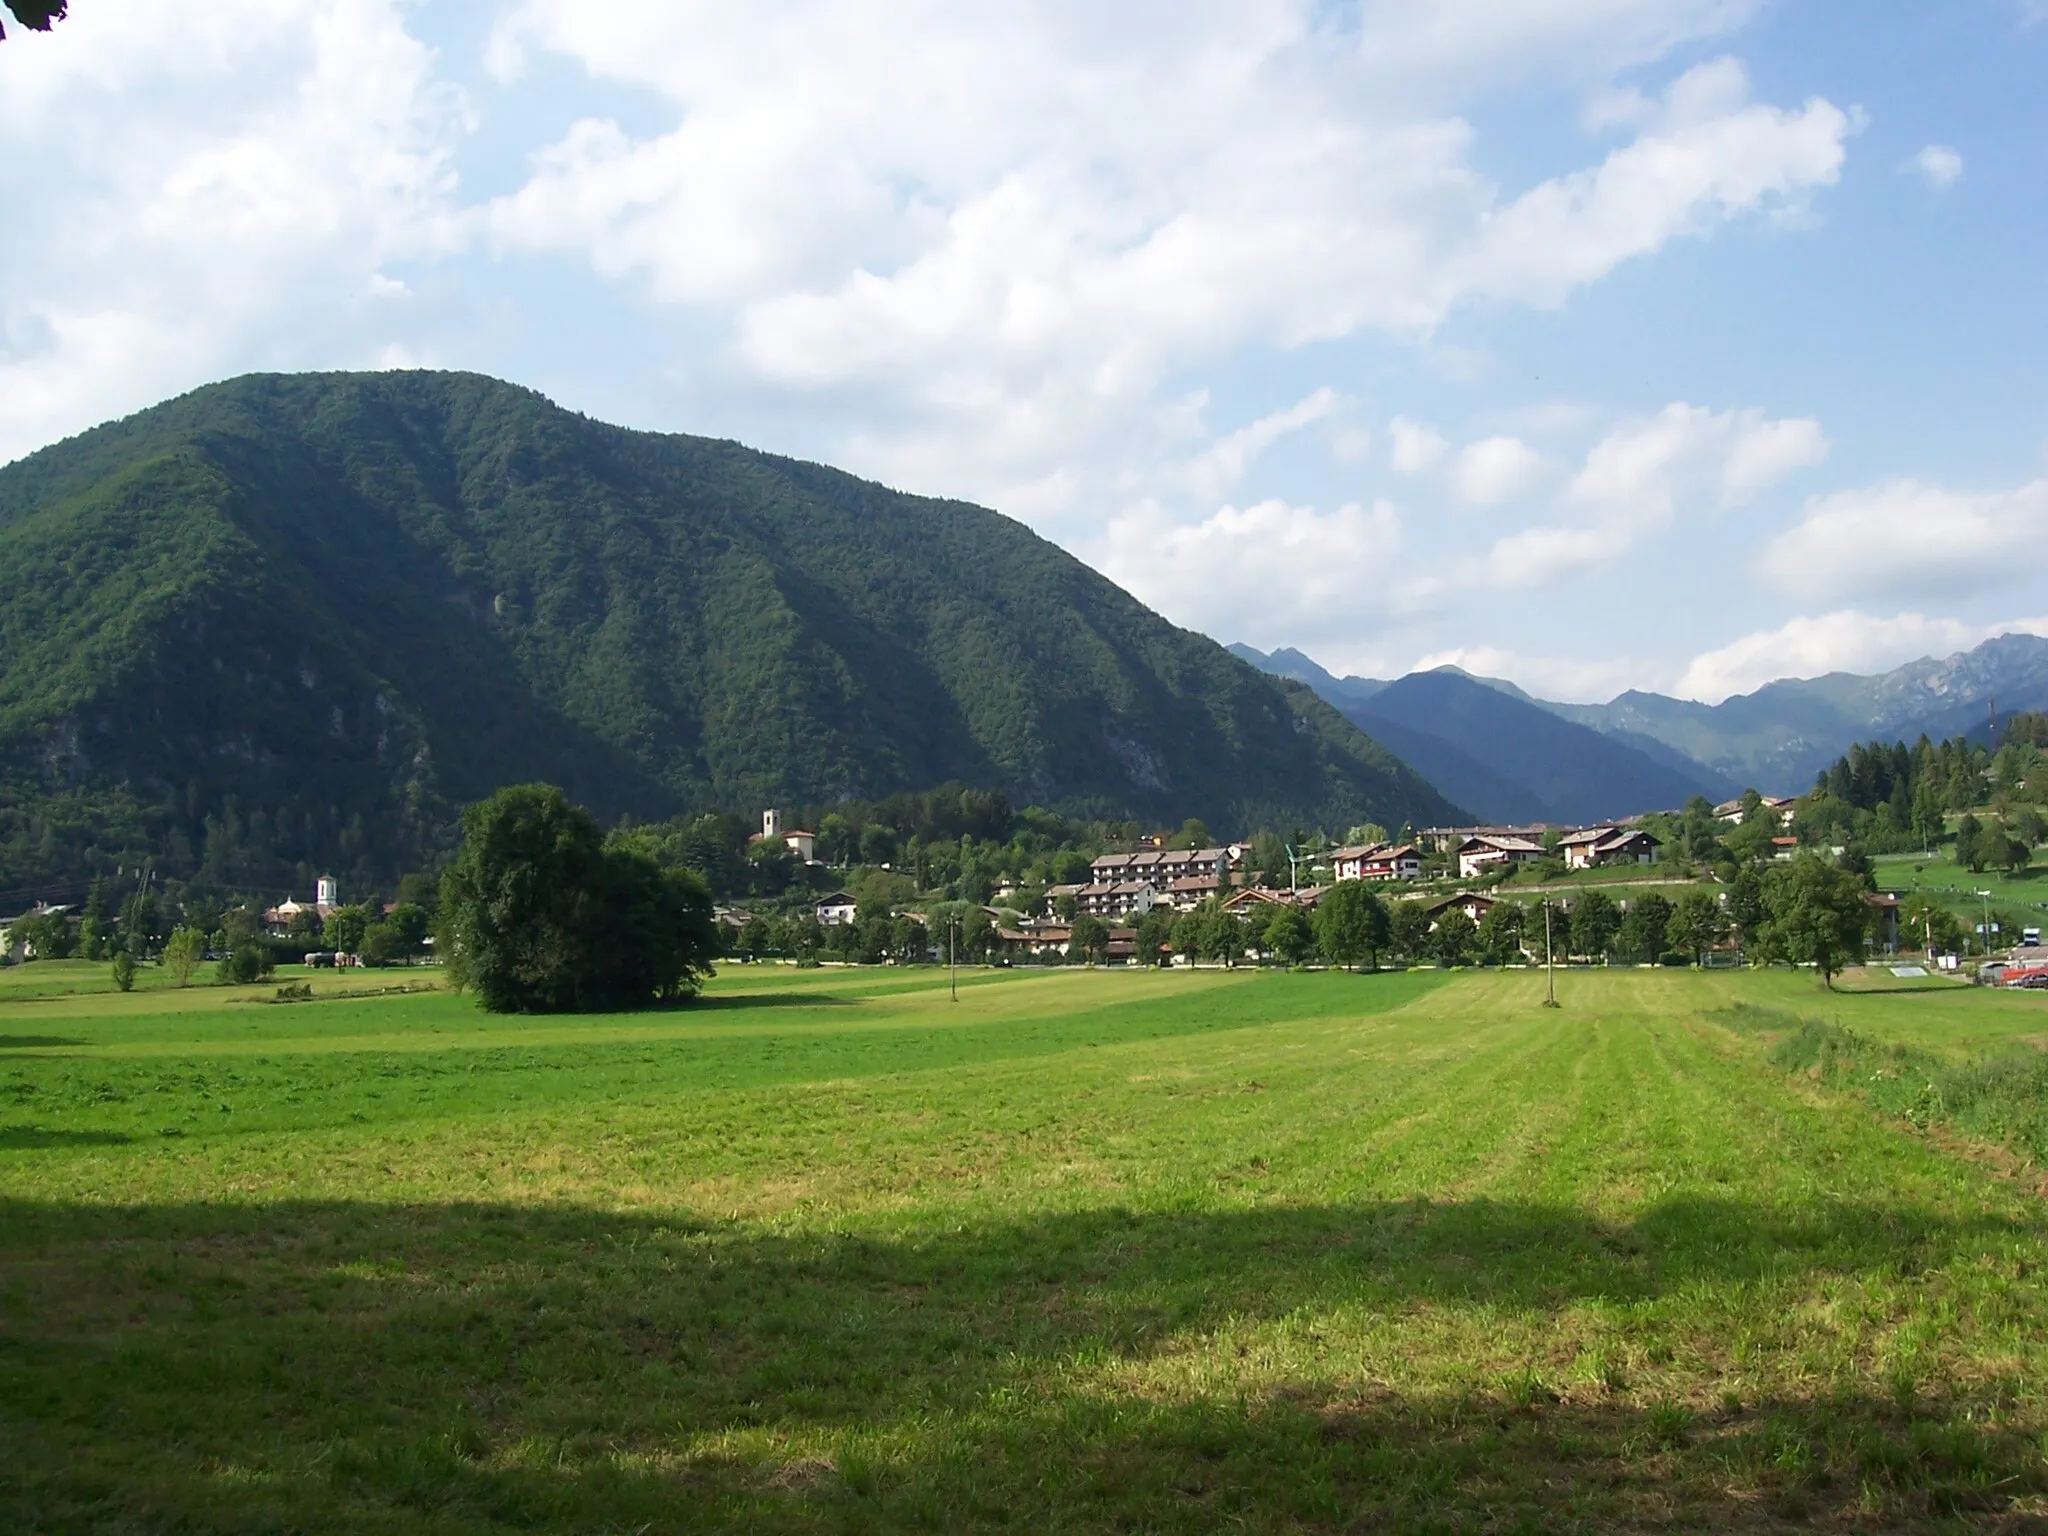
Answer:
xmin=2 ymin=0 xmax=2045 ymax=704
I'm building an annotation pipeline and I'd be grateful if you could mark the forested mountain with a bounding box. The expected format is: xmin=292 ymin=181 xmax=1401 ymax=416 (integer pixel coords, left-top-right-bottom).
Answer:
xmin=0 ymin=371 xmax=1462 ymax=898
xmin=1231 ymin=653 xmax=1732 ymax=823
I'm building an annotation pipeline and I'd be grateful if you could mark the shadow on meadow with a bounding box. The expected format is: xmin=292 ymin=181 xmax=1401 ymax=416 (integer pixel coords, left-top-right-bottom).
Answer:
xmin=0 ymin=1036 xmax=85 ymax=1049
xmin=0 ymin=1126 xmax=132 ymax=1149
xmin=688 ymin=991 xmax=860 ymax=1012
xmin=3 ymin=1192 xmax=2043 ymax=1530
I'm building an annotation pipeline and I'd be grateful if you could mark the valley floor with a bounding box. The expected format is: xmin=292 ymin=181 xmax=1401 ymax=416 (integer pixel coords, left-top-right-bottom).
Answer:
xmin=4 ymin=962 xmax=2048 ymax=1531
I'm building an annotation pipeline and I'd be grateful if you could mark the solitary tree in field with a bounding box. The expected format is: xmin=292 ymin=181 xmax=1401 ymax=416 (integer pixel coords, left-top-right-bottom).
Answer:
xmin=1761 ymin=854 xmax=1869 ymax=988
xmin=439 ymin=783 xmax=718 ymax=1012
xmin=1955 ymin=813 xmax=1986 ymax=873
xmin=162 ymin=927 xmax=205 ymax=987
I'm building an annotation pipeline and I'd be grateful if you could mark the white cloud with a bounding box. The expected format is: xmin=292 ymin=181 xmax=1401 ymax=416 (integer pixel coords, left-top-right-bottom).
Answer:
xmin=1902 ymin=144 xmax=1963 ymax=190
xmin=0 ymin=0 xmax=470 ymax=463
xmin=1762 ymin=476 xmax=2048 ymax=603
xmin=1675 ymin=611 xmax=2048 ymax=703
xmin=482 ymin=11 xmax=1849 ymax=524
xmin=1452 ymin=434 xmax=1547 ymax=506
xmin=1389 ymin=417 xmax=1450 ymax=475
xmin=1482 ymin=523 xmax=1614 ymax=587
xmin=1480 ymin=400 xmax=1826 ymax=584
xmin=1447 ymin=60 xmax=1849 ymax=312
xmin=1093 ymin=495 xmax=1408 ymax=649
xmin=1568 ymin=402 xmax=1825 ymax=516
xmin=1185 ymin=387 xmax=1338 ymax=501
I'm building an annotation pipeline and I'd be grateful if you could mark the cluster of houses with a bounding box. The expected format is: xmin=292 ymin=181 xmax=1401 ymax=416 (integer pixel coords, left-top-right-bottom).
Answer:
xmin=1448 ymin=825 xmax=1660 ymax=880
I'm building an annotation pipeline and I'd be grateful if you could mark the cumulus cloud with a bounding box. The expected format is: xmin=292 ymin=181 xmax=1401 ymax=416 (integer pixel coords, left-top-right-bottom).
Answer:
xmin=1675 ymin=611 xmax=2048 ymax=703
xmin=1092 ymin=495 xmax=1409 ymax=649
xmin=1762 ymin=476 xmax=2048 ymax=604
xmin=1389 ymin=417 xmax=1450 ymax=475
xmin=1902 ymin=144 xmax=1963 ymax=190
xmin=1480 ymin=400 xmax=1826 ymax=584
xmin=481 ymin=8 xmax=1849 ymax=520
xmin=0 ymin=0 xmax=470 ymax=463
xmin=1186 ymin=387 xmax=1339 ymax=501
xmin=1452 ymin=434 xmax=1547 ymax=506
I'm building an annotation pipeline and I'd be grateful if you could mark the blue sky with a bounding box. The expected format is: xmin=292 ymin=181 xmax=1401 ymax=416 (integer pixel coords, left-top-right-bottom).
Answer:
xmin=3 ymin=0 xmax=2043 ymax=702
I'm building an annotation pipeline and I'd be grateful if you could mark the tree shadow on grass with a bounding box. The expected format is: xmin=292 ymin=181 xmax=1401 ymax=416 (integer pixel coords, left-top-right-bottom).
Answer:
xmin=0 ymin=1036 xmax=84 ymax=1049
xmin=0 ymin=1126 xmax=131 ymax=1149
xmin=687 ymin=992 xmax=858 ymax=1012
xmin=1 ymin=1193 xmax=2042 ymax=1530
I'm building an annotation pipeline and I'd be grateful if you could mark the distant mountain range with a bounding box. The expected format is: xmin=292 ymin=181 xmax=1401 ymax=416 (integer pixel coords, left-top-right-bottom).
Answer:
xmin=1233 ymin=632 xmax=2048 ymax=817
xmin=1549 ymin=634 xmax=2048 ymax=791
xmin=1231 ymin=647 xmax=1733 ymax=823
xmin=1228 ymin=630 xmax=2048 ymax=819
xmin=0 ymin=371 xmax=1465 ymax=894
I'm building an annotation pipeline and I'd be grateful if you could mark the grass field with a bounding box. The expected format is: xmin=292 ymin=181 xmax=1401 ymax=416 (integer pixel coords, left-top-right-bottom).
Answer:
xmin=5 ymin=960 xmax=2048 ymax=1531
xmin=1873 ymin=847 xmax=2048 ymax=927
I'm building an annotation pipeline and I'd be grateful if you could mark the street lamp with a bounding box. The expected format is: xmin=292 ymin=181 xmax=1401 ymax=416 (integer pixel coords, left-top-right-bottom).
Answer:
xmin=1977 ymin=889 xmax=1995 ymax=958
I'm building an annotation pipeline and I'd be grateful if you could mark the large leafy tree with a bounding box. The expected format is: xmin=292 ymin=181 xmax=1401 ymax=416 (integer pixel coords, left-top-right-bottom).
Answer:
xmin=1474 ymin=902 xmax=1525 ymax=966
xmin=439 ymin=784 xmax=717 ymax=1013
xmin=1315 ymin=882 xmax=1391 ymax=971
xmin=1568 ymin=891 xmax=1620 ymax=963
xmin=1263 ymin=903 xmax=1314 ymax=966
xmin=1616 ymin=892 xmax=1673 ymax=965
xmin=1665 ymin=889 xmax=1729 ymax=967
xmin=1387 ymin=900 xmax=1432 ymax=966
xmin=1067 ymin=913 xmax=1109 ymax=965
xmin=1760 ymin=854 xmax=1869 ymax=988
xmin=1431 ymin=908 xmax=1476 ymax=968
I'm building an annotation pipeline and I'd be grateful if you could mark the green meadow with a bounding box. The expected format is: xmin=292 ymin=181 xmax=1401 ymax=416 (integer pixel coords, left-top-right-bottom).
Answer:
xmin=5 ymin=960 xmax=2048 ymax=1532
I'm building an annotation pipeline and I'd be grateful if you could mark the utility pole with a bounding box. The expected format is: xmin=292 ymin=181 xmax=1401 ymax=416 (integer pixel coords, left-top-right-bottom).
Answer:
xmin=1978 ymin=888 xmax=1995 ymax=959
xmin=950 ymin=910 xmax=958 ymax=1002
xmin=1285 ymin=844 xmax=1301 ymax=895
xmin=1542 ymin=899 xmax=1560 ymax=1008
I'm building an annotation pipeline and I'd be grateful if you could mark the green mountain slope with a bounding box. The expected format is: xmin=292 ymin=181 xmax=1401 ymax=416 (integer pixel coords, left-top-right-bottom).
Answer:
xmin=0 ymin=371 xmax=1463 ymax=894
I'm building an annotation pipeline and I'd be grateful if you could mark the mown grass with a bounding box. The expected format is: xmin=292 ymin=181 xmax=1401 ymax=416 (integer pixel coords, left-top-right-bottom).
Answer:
xmin=4 ymin=964 xmax=2048 ymax=1531
xmin=1872 ymin=846 xmax=2048 ymax=923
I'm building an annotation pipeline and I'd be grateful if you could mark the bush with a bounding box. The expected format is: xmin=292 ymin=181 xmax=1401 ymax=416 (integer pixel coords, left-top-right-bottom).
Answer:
xmin=216 ymin=947 xmax=274 ymax=986
xmin=110 ymin=950 xmax=135 ymax=992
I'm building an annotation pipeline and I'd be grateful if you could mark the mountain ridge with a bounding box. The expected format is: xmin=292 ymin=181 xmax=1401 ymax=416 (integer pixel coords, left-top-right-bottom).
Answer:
xmin=1237 ymin=633 xmax=2048 ymax=802
xmin=1231 ymin=646 xmax=1733 ymax=822
xmin=0 ymin=371 xmax=1465 ymax=893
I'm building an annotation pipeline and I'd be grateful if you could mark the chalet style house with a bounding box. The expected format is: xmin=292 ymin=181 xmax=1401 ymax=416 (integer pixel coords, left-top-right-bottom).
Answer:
xmin=1455 ymin=833 xmax=1546 ymax=879
xmin=1558 ymin=826 xmax=1661 ymax=870
xmin=1330 ymin=842 xmax=1422 ymax=881
xmin=814 ymin=891 xmax=858 ymax=926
